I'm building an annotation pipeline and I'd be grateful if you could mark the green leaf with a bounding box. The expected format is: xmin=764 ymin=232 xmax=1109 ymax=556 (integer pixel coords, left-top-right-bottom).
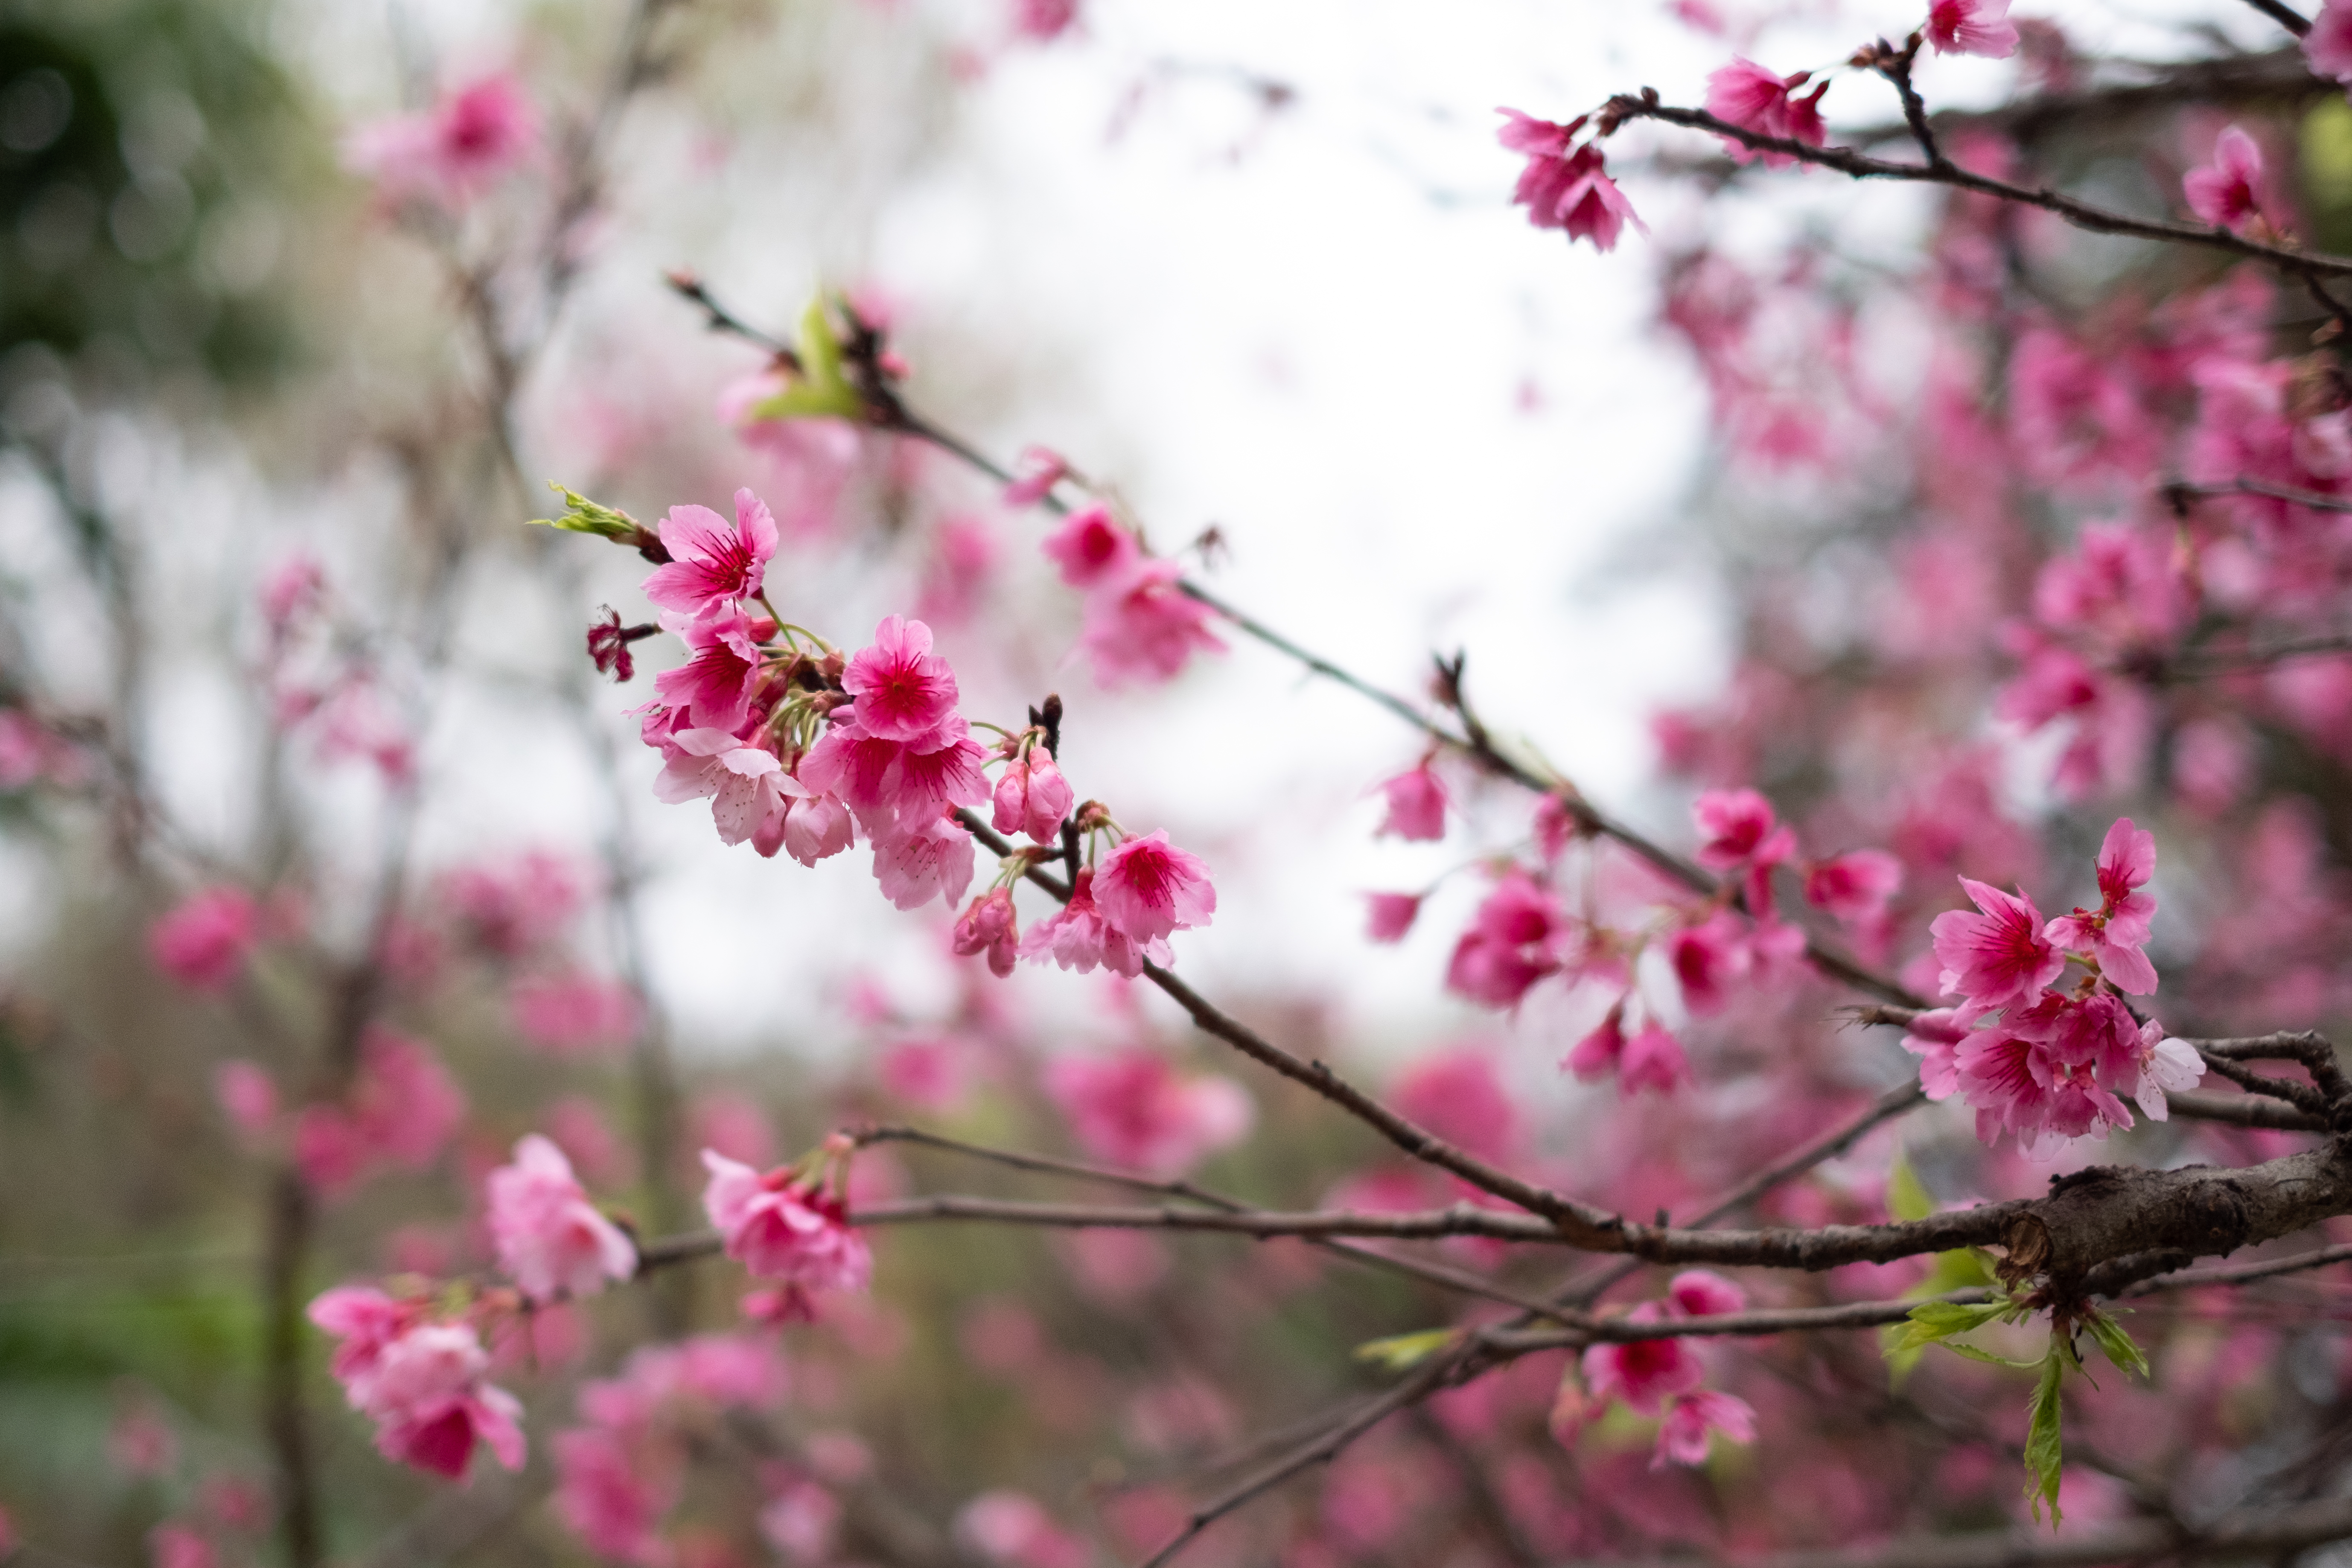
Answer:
xmin=1919 ymin=1246 xmax=1996 ymax=1294
xmin=1938 ymin=1340 xmax=2050 ymax=1371
xmin=2024 ymin=1336 xmax=2067 ymax=1526
xmin=1886 ymin=1151 xmax=1935 ymax=1223
xmin=1353 ymin=1328 xmax=1460 ymax=1373
xmin=526 ymin=482 xmax=641 ymax=542
xmin=2082 ymin=1309 xmax=2149 ymax=1379
xmin=1890 ymin=1298 xmax=2010 ymax=1351
xmin=746 ymin=298 xmax=866 ymax=423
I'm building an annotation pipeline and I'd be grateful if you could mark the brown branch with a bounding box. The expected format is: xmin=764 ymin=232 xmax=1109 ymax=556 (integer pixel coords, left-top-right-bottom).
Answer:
xmin=2166 ymin=1090 xmax=2329 ymax=1131
xmin=1602 ymin=95 xmax=2352 ymax=282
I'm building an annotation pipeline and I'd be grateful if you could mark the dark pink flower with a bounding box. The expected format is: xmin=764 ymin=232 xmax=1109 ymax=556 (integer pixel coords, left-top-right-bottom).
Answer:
xmin=2044 ymin=816 xmax=2159 ymax=994
xmin=1076 ymin=559 xmax=1225 ymax=685
xmin=1040 ymin=505 xmax=1139 ymax=590
xmin=1445 ymin=870 xmax=1564 ymax=1008
xmin=1094 ymin=830 xmax=1217 ymax=944
xmin=1375 ymin=762 xmax=1448 ymax=842
xmin=1900 ymin=1007 xmax=1976 ymax=1100
xmin=644 ymin=490 xmax=778 ymax=621
xmin=1930 ymin=877 xmax=2065 ymax=1010
xmin=952 ymin=888 xmax=1021 ymax=977
xmin=486 ymin=1135 xmax=636 ymax=1302
xmin=1010 ymin=0 xmax=1079 ymax=43
xmin=1703 ymin=60 xmax=1829 ymax=169
xmin=1042 ymin=1049 xmax=1253 ymax=1175
xmin=1364 ymin=892 xmax=1422 ymax=944
xmin=345 ymin=74 xmax=540 ymax=208
xmin=149 ymin=887 xmax=260 ymax=992
xmin=1564 ymin=1006 xmax=1626 ymax=1080
xmin=1582 ymin=1305 xmax=1703 ymax=1415
xmin=1667 ymin=911 xmax=1750 ymax=1016
xmin=842 ymin=615 xmax=961 ymax=743
xmin=700 ymin=1151 xmax=873 ymax=1293
xmin=1692 ymin=787 xmax=1796 ymax=870
xmin=1666 ymin=1271 xmax=1744 ymax=1317
xmin=2184 ymin=127 xmax=2267 ymax=234
xmin=1804 ymin=849 xmax=1904 ymax=923
xmin=2307 ymin=0 xmax=2352 ymax=82
xmin=586 ymin=608 xmax=656 ymax=682
xmin=651 ymin=611 xmax=767 ymax=733
xmin=1020 ymin=869 xmax=1171 ymax=976
xmin=1925 ymin=0 xmax=2019 ymax=57
xmin=1496 ymin=108 xmax=1644 ymax=251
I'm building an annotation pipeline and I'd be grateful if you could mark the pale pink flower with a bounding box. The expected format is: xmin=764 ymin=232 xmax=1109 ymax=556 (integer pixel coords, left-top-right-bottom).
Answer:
xmin=1900 ymin=1007 xmax=1975 ymax=1100
xmin=1804 ymin=849 xmax=1903 ymax=923
xmin=780 ymin=790 xmax=857 ymax=866
xmin=1094 ymin=830 xmax=1217 ymax=944
xmin=1041 ymin=505 xmax=1139 ymax=589
xmin=956 ymin=1492 xmax=1090 ymax=1568
xmin=148 ymin=1524 xmax=213 ymax=1568
xmin=259 ymin=551 xmax=326 ymax=640
xmin=761 ymin=1481 xmax=842 ymax=1566
xmin=2184 ymin=127 xmax=2267 ymax=234
xmin=1010 ymin=0 xmax=1080 ymax=43
xmin=2044 ymin=816 xmax=2159 ymax=995
xmin=553 ymin=1428 xmax=673 ymax=1565
xmin=510 ymin=972 xmax=643 ymax=1055
xmin=486 ymin=1135 xmax=636 ymax=1303
xmin=1375 ymin=762 xmax=1448 ymax=842
xmin=1582 ymin=1305 xmax=1703 ymax=1415
xmin=364 ymin=1325 xmax=527 ymax=1478
xmin=952 ymin=889 xmax=1021 ymax=977
xmin=1931 ymin=878 xmax=2066 ymax=1010
xmin=1704 ymin=60 xmax=1829 ymax=169
xmin=651 ymin=610 xmax=768 ymax=734
xmin=643 ymin=489 xmax=778 ymax=621
xmin=350 ymin=1028 xmax=468 ymax=1170
xmin=1364 ymin=892 xmax=1421 ymax=943
xmin=149 ymin=887 xmax=260 ymax=992
xmin=1076 ymin=559 xmax=1226 ymax=685
xmin=2129 ymin=1035 xmax=2206 ymax=1122
xmin=2307 ymin=0 xmax=2352 ymax=82
xmin=1003 ymin=446 xmax=1071 ymax=506
xmin=871 ymin=809 xmax=977 ymax=911
xmin=653 ymin=727 xmax=804 ymax=847
xmin=1619 ymin=1021 xmax=1690 ymax=1095
xmin=1925 ymin=0 xmax=2019 ymax=57
xmin=213 ymin=1060 xmax=279 ymax=1142
xmin=842 ymin=616 xmax=961 ymax=743
xmin=1564 ymin=1006 xmax=1626 ymax=1080
xmin=1655 ymin=1389 xmax=1758 ymax=1468
xmin=699 ymin=1151 xmax=873 ymax=1293
xmin=1497 ymin=109 xmax=1645 ymax=251
xmin=1043 ymin=1049 xmax=1254 ymax=1175
xmin=0 ymin=708 xmax=64 ymax=788
xmin=994 ymin=749 xmax=1074 ymax=842
xmin=1692 ymin=787 xmax=1796 ymax=870
xmin=1020 ymin=869 xmax=1172 ymax=976
xmin=307 ymin=1287 xmax=417 ymax=1396
xmin=345 ymin=74 xmax=540 ymax=208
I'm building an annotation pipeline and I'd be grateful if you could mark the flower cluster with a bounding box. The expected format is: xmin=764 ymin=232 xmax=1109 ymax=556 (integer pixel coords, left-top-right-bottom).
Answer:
xmin=149 ymin=887 xmax=262 ymax=994
xmin=1035 ymin=504 xmax=1224 ymax=686
xmin=1572 ymin=1271 xmax=1758 ymax=1469
xmin=308 ymin=1289 xmax=525 ymax=1478
xmin=344 ymin=73 xmax=541 ymax=209
xmin=1909 ymin=818 xmax=2203 ymax=1154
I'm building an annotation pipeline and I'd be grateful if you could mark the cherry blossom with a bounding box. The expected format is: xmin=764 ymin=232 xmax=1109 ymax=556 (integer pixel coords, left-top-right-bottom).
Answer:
xmin=643 ymin=489 xmax=778 ymax=622
xmin=650 ymin=611 xmax=768 ymax=733
xmin=1496 ymin=109 xmax=1644 ymax=251
xmin=1364 ymin=892 xmax=1422 ymax=943
xmin=1924 ymin=0 xmax=2019 ymax=58
xmin=1040 ymin=504 xmax=1139 ymax=589
xmin=149 ymin=888 xmax=260 ymax=993
xmin=1093 ymin=830 xmax=1217 ymax=945
xmin=1446 ymin=870 xmax=1565 ymax=1009
xmin=1702 ymin=61 xmax=1828 ymax=169
xmin=952 ymin=888 xmax=1022 ymax=977
xmin=1076 ymin=558 xmax=1226 ymax=685
xmin=1020 ymin=869 xmax=1171 ymax=976
xmin=2043 ymin=816 xmax=2160 ymax=994
xmin=2307 ymin=0 xmax=2352 ymax=82
xmin=309 ymin=1302 xmax=525 ymax=1480
xmin=871 ymin=808 xmax=978 ymax=911
xmin=1043 ymin=1049 xmax=1255 ymax=1175
xmin=486 ymin=1134 xmax=637 ymax=1302
xmin=1804 ymin=849 xmax=1903 ymax=923
xmin=1003 ymin=446 xmax=1070 ymax=506
xmin=842 ymin=616 xmax=962 ymax=743
xmin=1374 ymin=761 xmax=1448 ymax=842
xmin=1655 ymin=1388 xmax=1759 ymax=1468
xmin=345 ymin=74 xmax=540 ymax=208
xmin=2183 ymin=127 xmax=2267 ymax=235
xmin=509 ymin=972 xmax=643 ymax=1055
xmin=1691 ymin=787 xmax=1795 ymax=870
xmin=1929 ymin=877 xmax=2066 ymax=1010
xmin=700 ymin=1151 xmax=873 ymax=1294
xmin=994 ymin=746 xmax=1074 ymax=842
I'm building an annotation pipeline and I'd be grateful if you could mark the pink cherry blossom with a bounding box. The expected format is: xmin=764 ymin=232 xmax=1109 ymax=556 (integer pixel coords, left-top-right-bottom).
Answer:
xmin=780 ymin=790 xmax=857 ymax=866
xmin=351 ymin=1028 xmax=468 ymax=1170
xmin=1011 ymin=0 xmax=1080 ymax=44
xmin=2308 ymin=0 xmax=2352 ymax=82
xmin=486 ymin=1134 xmax=637 ymax=1303
xmin=2128 ymin=1034 xmax=2206 ymax=1122
xmin=1390 ymin=1049 xmax=1518 ymax=1164
xmin=1040 ymin=505 xmax=1140 ymax=590
xmin=1619 ymin=1021 xmax=1690 ymax=1095
xmin=1930 ymin=877 xmax=2066 ymax=1009
xmin=1020 ymin=869 xmax=1172 ymax=976
xmin=1665 ymin=1271 xmax=1744 ymax=1318
xmin=345 ymin=74 xmax=541 ymax=208
xmin=2044 ymin=816 xmax=2159 ymax=994
xmin=149 ymin=887 xmax=260 ymax=992
xmin=307 ymin=1287 xmax=418 ymax=1396
xmin=1804 ymin=849 xmax=1903 ymax=922
xmin=953 ymin=889 xmax=1022 ymax=977
xmin=1692 ymin=787 xmax=1796 ymax=870
xmin=1445 ymin=870 xmax=1565 ymax=1008
xmin=799 ymin=714 xmax=989 ymax=840
xmin=213 ymin=1060 xmax=279 ymax=1142
xmin=1364 ymin=892 xmax=1422 ymax=943
xmin=1564 ymin=1006 xmax=1626 ymax=1080
xmin=871 ymin=808 xmax=978 ymax=911
xmin=651 ymin=610 xmax=768 ymax=733
xmin=654 ymin=728 xmax=804 ymax=847
xmin=700 ymin=1151 xmax=873 ymax=1293
xmin=1043 ymin=1049 xmax=1255 ymax=1175
xmin=1003 ymin=446 xmax=1070 ymax=506
xmin=1703 ymin=60 xmax=1829 ymax=169
xmin=1655 ymin=1389 xmax=1758 ymax=1468
xmin=644 ymin=490 xmax=778 ymax=621
xmin=510 ymin=972 xmax=643 ymax=1055
xmin=2184 ymin=127 xmax=2266 ymax=235
xmin=1375 ymin=762 xmax=1448 ymax=842
xmin=1924 ymin=0 xmax=2019 ymax=58
xmin=1496 ymin=109 xmax=1644 ymax=251
xmin=437 ymin=850 xmax=581 ymax=959
xmin=1900 ymin=1007 xmax=1975 ymax=1099
xmin=1667 ymin=911 xmax=1751 ymax=1015
xmin=956 ymin=1492 xmax=1090 ymax=1568
xmin=994 ymin=749 xmax=1074 ymax=842
xmin=842 ymin=616 xmax=962 ymax=743
xmin=363 ymin=1325 xmax=527 ymax=1478
xmin=1093 ymin=830 xmax=1217 ymax=945
xmin=1581 ymin=1305 xmax=1704 ymax=1415
xmin=1076 ymin=558 xmax=1227 ymax=685
xmin=554 ymin=1428 xmax=673 ymax=1566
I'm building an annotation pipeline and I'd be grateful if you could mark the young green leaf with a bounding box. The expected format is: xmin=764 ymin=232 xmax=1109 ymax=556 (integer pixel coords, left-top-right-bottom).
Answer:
xmin=2024 ymin=1335 xmax=2066 ymax=1526
xmin=526 ymin=482 xmax=641 ymax=541
xmin=747 ymin=299 xmax=866 ymax=423
xmin=2082 ymin=1309 xmax=2150 ymax=1379
xmin=1353 ymin=1328 xmax=1460 ymax=1373
xmin=1890 ymin=1298 xmax=2011 ymax=1352
xmin=1886 ymin=1151 xmax=1935 ymax=1223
